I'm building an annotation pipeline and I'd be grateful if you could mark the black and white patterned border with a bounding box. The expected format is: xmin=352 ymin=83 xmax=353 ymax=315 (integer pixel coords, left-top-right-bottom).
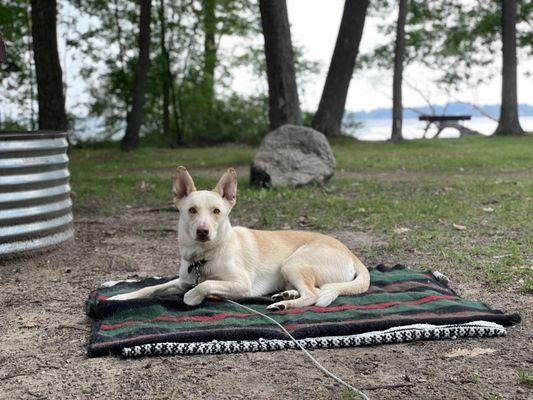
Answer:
xmin=121 ymin=320 xmax=506 ymax=357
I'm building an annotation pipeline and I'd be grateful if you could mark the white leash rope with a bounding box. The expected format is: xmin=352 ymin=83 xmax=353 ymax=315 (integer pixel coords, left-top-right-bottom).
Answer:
xmin=223 ymin=298 xmax=370 ymax=400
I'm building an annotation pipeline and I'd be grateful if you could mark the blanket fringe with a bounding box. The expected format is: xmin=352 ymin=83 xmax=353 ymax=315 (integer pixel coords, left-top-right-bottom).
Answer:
xmin=121 ymin=320 xmax=505 ymax=357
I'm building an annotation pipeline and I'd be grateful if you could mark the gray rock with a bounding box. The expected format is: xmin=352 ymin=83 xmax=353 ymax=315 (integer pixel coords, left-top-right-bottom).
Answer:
xmin=250 ymin=124 xmax=336 ymax=187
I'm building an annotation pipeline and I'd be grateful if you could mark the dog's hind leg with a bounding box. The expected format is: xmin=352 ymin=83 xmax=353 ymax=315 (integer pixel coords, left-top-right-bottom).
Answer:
xmin=267 ymin=257 xmax=320 ymax=311
xmin=267 ymin=264 xmax=318 ymax=311
xmin=267 ymin=242 xmax=357 ymax=311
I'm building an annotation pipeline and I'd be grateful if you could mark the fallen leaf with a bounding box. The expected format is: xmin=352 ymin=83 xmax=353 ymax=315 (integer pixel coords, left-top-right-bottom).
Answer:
xmin=453 ymin=223 xmax=467 ymax=231
xmin=298 ymin=216 xmax=315 ymax=227
xmin=394 ymin=227 xmax=411 ymax=234
xmin=492 ymin=253 xmax=513 ymax=259
xmin=139 ymin=180 xmax=155 ymax=192
xmin=445 ymin=347 xmax=496 ymax=358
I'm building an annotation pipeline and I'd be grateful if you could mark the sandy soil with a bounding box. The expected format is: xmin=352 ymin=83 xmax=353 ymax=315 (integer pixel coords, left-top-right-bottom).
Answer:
xmin=0 ymin=208 xmax=531 ymax=400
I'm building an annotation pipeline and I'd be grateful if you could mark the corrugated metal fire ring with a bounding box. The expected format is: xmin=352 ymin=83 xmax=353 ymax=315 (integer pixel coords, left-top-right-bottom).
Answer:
xmin=0 ymin=131 xmax=74 ymax=258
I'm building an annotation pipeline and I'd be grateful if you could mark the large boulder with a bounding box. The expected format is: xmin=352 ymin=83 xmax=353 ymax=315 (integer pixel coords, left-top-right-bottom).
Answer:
xmin=250 ymin=124 xmax=336 ymax=187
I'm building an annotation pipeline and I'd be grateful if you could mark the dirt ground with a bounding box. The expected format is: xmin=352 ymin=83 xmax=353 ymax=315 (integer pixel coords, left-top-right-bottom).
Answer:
xmin=0 ymin=208 xmax=531 ymax=400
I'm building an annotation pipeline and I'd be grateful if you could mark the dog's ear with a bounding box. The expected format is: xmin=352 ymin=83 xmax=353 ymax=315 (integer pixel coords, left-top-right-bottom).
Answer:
xmin=173 ymin=166 xmax=196 ymax=202
xmin=214 ymin=168 xmax=237 ymax=207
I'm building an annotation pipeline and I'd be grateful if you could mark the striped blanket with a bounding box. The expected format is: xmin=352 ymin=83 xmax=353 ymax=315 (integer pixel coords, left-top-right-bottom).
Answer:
xmin=85 ymin=265 xmax=520 ymax=357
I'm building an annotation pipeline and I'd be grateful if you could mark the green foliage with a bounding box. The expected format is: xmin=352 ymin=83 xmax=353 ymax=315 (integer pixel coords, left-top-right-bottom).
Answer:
xmin=340 ymin=388 xmax=365 ymax=400
xmin=0 ymin=0 xmax=36 ymax=130
xmin=516 ymin=368 xmax=533 ymax=387
xmin=183 ymin=93 xmax=269 ymax=145
xmin=0 ymin=0 xmax=320 ymax=143
xmin=361 ymin=0 xmax=532 ymax=88
xmin=0 ymin=115 xmax=27 ymax=131
xmin=141 ymin=93 xmax=269 ymax=146
xmin=69 ymin=0 xmax=269 ymax=144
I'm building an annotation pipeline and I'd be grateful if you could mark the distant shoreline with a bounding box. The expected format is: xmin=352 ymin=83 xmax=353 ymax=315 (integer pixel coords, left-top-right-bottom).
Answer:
xmin=346 ymin=102 xmax=533 ymax=121
xmin=347 ymin=115 xmax=533 ymax=141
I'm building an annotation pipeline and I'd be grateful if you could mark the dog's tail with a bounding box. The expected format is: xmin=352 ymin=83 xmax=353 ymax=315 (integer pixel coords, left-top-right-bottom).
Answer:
xmin=315 ymin=257 xmax=370 ymax=307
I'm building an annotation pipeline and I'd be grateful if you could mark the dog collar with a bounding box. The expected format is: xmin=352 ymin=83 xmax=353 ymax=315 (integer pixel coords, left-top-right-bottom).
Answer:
xmin=188 ymin=259 xmax=207 ymax=286
xmin=188 ymin=259 xmax=207 ymax=274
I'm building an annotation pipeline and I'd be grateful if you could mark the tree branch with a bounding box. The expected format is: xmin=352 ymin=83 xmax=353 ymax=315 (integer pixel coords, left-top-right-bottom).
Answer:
xmin=450 ymin=94 xmax=498 ymax=122
xmin=404 ymin=78 xmax=436 ymax=114
xmin=360 ymin=382 xmax=416 ymax=390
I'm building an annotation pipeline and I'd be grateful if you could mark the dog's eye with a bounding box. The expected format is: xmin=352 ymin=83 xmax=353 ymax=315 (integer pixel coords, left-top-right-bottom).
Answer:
xmin=189 ymin=207 xmax=197 ymax=214
xmin=213 ymin=208 xmax=221 ymax=214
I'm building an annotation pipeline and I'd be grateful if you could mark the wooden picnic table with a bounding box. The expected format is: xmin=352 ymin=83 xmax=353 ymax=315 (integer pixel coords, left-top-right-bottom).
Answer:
xmin=418 ymin=115 xmax=471 ymax=122
xmin=418 ymin=114 xmax=478 ymax=137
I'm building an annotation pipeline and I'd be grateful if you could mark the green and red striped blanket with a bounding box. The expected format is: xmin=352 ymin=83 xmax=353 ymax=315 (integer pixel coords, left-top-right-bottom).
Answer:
xmin=85 ymin=265 xmax=520 ymax=357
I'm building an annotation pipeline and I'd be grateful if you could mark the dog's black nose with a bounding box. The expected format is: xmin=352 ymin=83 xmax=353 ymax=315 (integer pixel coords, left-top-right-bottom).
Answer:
xmin=196 ymin=228 xmax=209 ymax=240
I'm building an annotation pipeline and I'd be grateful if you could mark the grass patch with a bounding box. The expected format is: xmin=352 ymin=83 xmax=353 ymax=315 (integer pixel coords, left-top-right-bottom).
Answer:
xmin=340 ymin=387 xmax=366 ymax=400
xmin=516 ymin=369 xmax=533 ymax=387
xmin=331 ymin=135 xmax=533 ymax=172
xmin=70 ymin=145 xmax=254 ymax=173
xmin=69 ymin=136 xmax=533 ymax=291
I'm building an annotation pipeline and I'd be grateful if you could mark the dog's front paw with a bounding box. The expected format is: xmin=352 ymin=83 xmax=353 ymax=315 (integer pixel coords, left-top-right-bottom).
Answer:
xmin=183 ymin=288 xmax=204 ymax=306
xmin=107 ymin=293 xmax=136 ymax=301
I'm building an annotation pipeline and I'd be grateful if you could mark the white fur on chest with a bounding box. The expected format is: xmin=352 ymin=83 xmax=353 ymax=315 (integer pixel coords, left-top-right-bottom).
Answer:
xmin=178 ymin=226 xmax=286 ymax=296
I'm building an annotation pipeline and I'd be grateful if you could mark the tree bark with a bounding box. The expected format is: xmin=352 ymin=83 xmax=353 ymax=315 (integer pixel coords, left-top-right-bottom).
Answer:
xmin=112 ymin=0 xmax=127 ymax=76
xmin=31 ymin=0 xmax=67 ymax=131
xmin=202 ymin=0 xmax=216 ymax=105
xmin=259 ymin=0 xmax=301 ymax=130
xmin=391 ymin=0 xmax=408 ymax=141
xmin=312 ymin=0 xmax=368 ymax=137
xmin=158 ymin=0 xmax=170 ymax=139
xmin=0 ymin=36 xmax=7 ymax=64
xmin=121 ymin=0 xmax=152 ymax=150
xmin=494 ymin=0 xmax=524 ymax=136
xmin=170 ymin=76 xmax=183 ymax=145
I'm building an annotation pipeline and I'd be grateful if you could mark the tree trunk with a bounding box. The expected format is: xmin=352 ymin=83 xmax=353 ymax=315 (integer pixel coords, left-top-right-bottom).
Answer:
xmin=158 ymin=0 xmax=182 ymax=146
xmin=391 ymin=0 xmax=408 ymax=141
xmin=112 ymin=0 xmax=127 ymax=76
xmin=312 ymin=0 xmax=368 ymax=136
xmin=259 ymin=0 xmax=301 ymax=130
xmin=121 ymin=0 xmax=152 ymax=151
xmin=202 ymin=0 xmax=216 ymax=105
xmin=494 ymin=0 xmax=524 ymax=136
xmin=0 ymin=35 xmax=7 ymax=64
xmin=171 ymin=78 xmax=183 ymax=145
xmin=25 ymin=10 xmax=37 ymax=131
xmin=31 ymin=0 xmax=67 ymax=131
xmin=158 ymin=0 xmax=170 ymax=139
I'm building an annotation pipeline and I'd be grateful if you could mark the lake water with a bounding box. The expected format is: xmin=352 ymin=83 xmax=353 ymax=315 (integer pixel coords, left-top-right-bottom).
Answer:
xmin=72 ymin=115 xmax=533 ymax=143
xmin=348 ymin=116 xmax=533 ymax=141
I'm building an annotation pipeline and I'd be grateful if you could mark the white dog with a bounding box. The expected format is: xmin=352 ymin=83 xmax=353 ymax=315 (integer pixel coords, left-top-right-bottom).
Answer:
xmin=109 ymin=167 xmax=370 ymax=310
